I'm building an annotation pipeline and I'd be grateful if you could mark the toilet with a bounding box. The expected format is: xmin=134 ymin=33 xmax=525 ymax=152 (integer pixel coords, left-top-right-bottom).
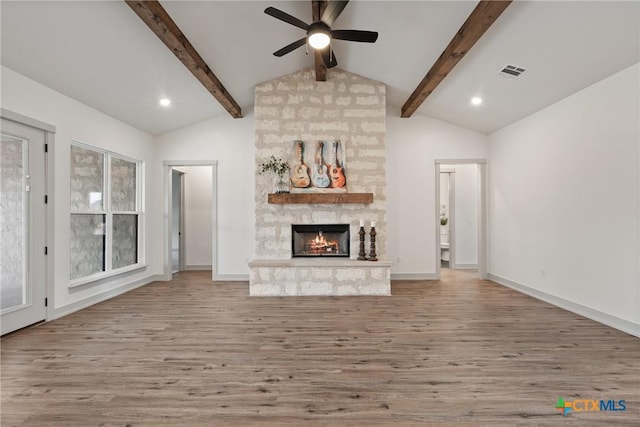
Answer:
xmin=441 ymin=243 xmax=450 ymax=261
xmin=440 ymin=233 xmax=450 ymax=263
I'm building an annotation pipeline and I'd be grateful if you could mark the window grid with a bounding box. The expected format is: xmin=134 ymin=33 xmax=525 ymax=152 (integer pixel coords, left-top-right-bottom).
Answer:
xmin=70 ymin=141 xmax=144 ymax=284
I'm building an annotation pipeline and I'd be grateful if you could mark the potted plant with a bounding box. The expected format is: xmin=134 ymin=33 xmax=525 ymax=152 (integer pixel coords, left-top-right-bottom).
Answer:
xmin=440 ymin=205 xmax=448 ymax=226
xmin=259 ymin=155 xmax=290 ymax=194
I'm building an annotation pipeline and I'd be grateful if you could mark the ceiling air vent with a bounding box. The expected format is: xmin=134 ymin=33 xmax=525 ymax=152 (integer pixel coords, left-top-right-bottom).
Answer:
xmin=499 ymin=64 xmax=526 ymax=78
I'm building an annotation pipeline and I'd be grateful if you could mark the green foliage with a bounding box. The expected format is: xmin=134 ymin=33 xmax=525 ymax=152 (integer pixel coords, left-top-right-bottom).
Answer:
xmin=259 ymin=156 xmax=290 ymax=178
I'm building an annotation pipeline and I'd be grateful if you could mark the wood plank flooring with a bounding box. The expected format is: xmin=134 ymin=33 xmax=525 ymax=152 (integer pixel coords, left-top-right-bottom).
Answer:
xmin=2 ymin=270 xmax=638 ymax=426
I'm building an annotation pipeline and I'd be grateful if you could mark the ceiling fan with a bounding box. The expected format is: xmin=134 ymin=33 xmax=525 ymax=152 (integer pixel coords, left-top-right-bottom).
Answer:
xmin=264 ymin=0 xmax=378 ymax=68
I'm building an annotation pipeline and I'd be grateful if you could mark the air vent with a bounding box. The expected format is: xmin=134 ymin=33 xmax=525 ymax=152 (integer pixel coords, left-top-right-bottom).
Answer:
xmin=499 ymin=64 xmax=526 ymax=78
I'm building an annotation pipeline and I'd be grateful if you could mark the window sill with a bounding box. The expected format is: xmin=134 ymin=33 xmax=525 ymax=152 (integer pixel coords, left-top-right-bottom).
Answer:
xmin=69 ymin=263 xmax=148 ymax=289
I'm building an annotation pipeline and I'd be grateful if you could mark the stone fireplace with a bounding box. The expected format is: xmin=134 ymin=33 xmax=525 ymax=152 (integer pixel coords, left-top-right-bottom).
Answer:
xmin=249 ymin=68 xmax=391 ymax=296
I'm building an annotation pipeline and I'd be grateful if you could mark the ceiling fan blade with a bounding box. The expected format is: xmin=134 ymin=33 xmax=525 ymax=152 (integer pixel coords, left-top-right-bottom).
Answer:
xmin=321 ymin=1 xmax=349 ymax=26
xmin=321 ymin=48 xmax=338 ymax=68
xmin=264 ymin=7 xmax=309 ymax=31
xmin=273 ymin=38 xmax=307 ymax=57
xmin=331 ymin=29 xmax=378 ymax=43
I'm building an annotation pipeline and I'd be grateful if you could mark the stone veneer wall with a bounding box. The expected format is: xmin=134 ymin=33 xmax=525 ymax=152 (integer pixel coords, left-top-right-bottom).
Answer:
xmin=251 ymin=68 xmax=388 ymax=296
xmin=254 ymin=68 xmax=386 ymax=259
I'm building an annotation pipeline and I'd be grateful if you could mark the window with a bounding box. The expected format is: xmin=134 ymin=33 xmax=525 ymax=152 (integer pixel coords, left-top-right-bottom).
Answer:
xmin=70 ymin=143 xmax=143 ymax=283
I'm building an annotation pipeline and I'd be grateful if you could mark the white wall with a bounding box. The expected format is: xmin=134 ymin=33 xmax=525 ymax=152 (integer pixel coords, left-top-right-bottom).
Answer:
xmin=152 ymin=112 xmax=255 ymax=278
xmin=452 ymin=164 xmax=479 ymax=267
xmin=1 ymin=66 xmax=155 ymax=314
xmin=153 ymin=102 xmax=488 ymax=280
xmin=386 ymin=109 xmax=488 ymax=278
xmin=488 ymin=63 xmax=640 ymax=335
xmin=182 ymin=166 xmax=212 ymax=268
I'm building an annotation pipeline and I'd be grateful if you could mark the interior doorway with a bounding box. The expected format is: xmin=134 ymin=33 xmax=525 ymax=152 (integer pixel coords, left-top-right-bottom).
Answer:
xmin=171 ymin=168 xmax=185 ymax=274
xmin=164 ymin=161 xmax=218 ymax=281
xmin=439 ymin=169 xmax=454 ymax=269
xmin=435 ymin=159 xmax=487 ymax=280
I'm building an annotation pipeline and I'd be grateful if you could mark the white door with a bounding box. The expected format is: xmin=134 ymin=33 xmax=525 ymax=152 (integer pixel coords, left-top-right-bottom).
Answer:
xmin=1 ymin=118 xmax=47 ymax=335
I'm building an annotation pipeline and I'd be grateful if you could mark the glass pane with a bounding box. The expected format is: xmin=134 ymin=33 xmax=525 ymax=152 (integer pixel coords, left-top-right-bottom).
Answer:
xmin=70 ymin=145 xmax=103 ymax=211
xmin=112 ymin=214 xmax=138 ymax=269
xmin=0 ymin=135 xmax=27 ymax=310
xmin=70 ymin=214 xmax=105 ymax=280
xmin=111 ymin=157 xmax=136 ymax=211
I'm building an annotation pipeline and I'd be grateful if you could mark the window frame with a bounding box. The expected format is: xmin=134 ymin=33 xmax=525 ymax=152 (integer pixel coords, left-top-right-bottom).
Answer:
xmin=69 ymin=141 xmax=145 ymax=287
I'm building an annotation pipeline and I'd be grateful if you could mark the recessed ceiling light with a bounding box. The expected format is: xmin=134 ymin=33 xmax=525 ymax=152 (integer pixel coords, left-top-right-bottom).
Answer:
xmin=159 ymin=98 xmax=171 ymax=107
xmin=470 ymin=97 xmax=483 ymax=106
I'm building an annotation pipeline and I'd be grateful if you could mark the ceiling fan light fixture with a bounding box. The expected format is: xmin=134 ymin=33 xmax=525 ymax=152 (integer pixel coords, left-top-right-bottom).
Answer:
xmin=307 ymin=22 xmax=331 ymax=49
xmin=309 ymin=32 xmax=330 ymax=49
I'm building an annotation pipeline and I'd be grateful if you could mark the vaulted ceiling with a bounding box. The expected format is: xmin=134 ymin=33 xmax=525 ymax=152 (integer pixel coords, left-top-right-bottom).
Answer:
xmin=2 ymin=1 xmax=639 ymax=136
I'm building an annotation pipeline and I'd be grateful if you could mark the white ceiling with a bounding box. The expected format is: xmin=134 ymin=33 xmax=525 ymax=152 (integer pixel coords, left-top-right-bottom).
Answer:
xmin=2 ymin=1 xmax=639 ymax=136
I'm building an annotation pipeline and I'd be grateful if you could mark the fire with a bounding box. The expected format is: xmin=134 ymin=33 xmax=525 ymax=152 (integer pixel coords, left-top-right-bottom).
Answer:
xmin=314 ymin=233 xmax=327 ymax=246
xmin=308 ymin=231 xmax=339 ymax=254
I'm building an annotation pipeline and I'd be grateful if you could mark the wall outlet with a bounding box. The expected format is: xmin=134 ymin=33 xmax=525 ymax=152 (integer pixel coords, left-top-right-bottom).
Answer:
xmin=541 ymin=269 xmax=546 ymax=278
xmin=396 ymin=256 xmax=402 ymax=263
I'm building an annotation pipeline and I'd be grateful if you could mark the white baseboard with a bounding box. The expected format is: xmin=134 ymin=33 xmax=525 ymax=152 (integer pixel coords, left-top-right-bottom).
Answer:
xmin=52 ymin=274 xmax=163 ymax=320
xmin=453 ymin=264 xmax=478 ymax=270
xmin=184 ymin=264 xmax=212 ymax=271
xmin=391 ymin=273 xmax=438 ymax=280
xmin=213 ymin=273 xmax=250 ymax=281
xmin=488 ymin=273 xmax=640 ymax=338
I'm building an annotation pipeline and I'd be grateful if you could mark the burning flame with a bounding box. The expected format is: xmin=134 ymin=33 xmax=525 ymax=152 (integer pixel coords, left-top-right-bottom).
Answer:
xmin=314 ymin=232 xmax=328 ymax=246
xmin=308 ymin=231 xmax=338 ymax=253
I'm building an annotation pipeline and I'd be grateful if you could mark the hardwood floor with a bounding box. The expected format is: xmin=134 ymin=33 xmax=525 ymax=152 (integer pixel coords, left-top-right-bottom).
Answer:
xmin=2 ymin=270 xmax=638 ymax=426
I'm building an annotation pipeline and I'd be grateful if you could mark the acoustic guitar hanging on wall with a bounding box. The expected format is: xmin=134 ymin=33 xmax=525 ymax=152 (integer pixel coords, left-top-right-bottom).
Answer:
xmin=290 ymin=141 xmax=311 ymax=188
xmin=311 ymin=141 xmax=330 ymax=188
xmin=329 ymin=141 xmax=346 ymax=188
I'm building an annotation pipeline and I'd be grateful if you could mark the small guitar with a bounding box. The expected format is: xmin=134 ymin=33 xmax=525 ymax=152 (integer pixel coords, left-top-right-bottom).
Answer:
xmin=290 ymin=141 xmax=311 ymax=188
xmin=311 ymin=142 xmax=330 ymax=188
xmin=329 ymin=141 xmax=346 ymax=188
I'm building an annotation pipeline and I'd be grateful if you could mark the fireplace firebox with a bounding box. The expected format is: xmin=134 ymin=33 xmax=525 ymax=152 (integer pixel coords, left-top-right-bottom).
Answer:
xmin=292 ymin=224 xmax=350 ymax=257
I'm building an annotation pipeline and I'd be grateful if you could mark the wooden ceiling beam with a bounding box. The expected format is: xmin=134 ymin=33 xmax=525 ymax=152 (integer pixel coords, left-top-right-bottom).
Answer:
xmin=125 ymin=0 xmax=242 ymax=118
xmin=401 ymin=0 xmax=512 ymax=118
xmin=312 ymin=0 xmax=328 ymax=81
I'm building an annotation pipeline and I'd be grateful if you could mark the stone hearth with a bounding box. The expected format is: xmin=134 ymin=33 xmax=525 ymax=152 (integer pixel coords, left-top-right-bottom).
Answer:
xmin=249 ymin=259 xmax=391 ymax=296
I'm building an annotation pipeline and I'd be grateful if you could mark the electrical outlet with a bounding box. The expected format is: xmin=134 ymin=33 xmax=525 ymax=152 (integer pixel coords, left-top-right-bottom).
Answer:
xmin=396 ymin=256 xmax=402 ymax=263
xmin=541 ymin=269 xmax=546 ymax=278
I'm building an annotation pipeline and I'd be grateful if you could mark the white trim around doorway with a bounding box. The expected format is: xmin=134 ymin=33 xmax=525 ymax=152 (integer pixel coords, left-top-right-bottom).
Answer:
xmin=163 ymin=160 xmax=219 ymax=281
xmin=434 ymin=159 xmax=488 ymax=280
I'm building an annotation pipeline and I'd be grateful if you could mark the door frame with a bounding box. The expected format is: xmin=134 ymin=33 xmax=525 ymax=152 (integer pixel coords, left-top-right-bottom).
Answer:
xmin=435 ymin=159 xmax=487 ymax=280
xmin=1 ymin=109 xmax=56 ymax=331
xmin=163 ymin=160 xmax=218 ymax=281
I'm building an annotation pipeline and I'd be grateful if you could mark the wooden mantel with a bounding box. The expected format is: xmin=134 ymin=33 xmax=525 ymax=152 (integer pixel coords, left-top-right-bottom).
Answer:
xmin=268 ymin=193 xmax=373 ymax=204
